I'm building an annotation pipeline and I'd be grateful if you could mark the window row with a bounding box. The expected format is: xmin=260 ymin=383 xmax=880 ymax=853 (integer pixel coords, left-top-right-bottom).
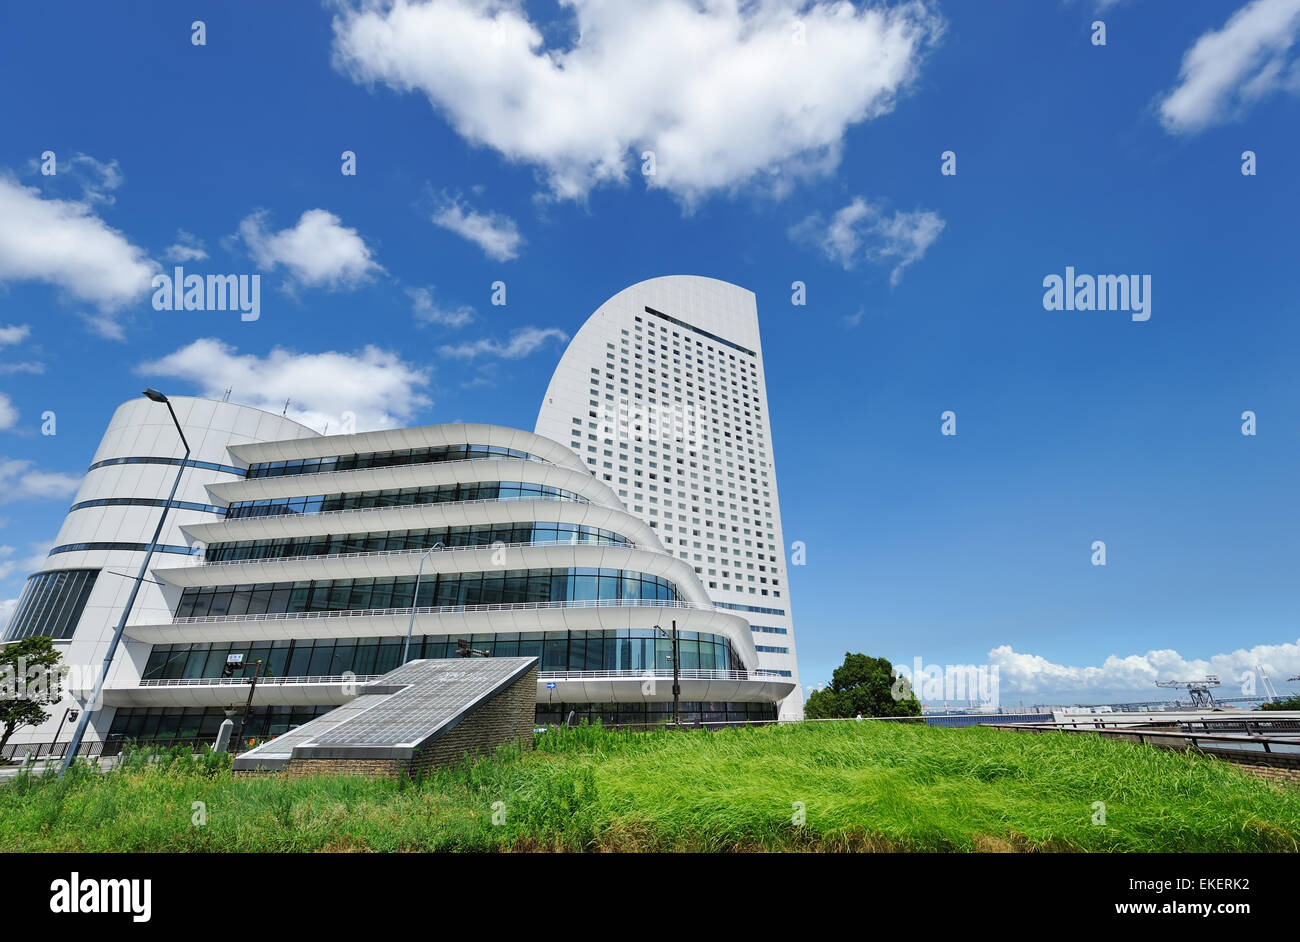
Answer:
xmin=174 ymin=568 xmax=680 ymax=618
xmin=245 ymin=443 xmax=545 ymax=479
xmin=141 ymin=628 xmax=735 ymax=680
xmin=205 ymin=522 xmax=632 ymax=563
xmin=3 ymin=569 xmax=98 ymax=641
xmin=536 ymin=701 xmax=776 ymax=727
xmin=226 ymin=481 xmax=588 ymax=519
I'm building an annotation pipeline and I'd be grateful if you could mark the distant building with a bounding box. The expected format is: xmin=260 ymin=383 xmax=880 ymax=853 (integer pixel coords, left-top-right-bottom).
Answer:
xmin=536 ymin=276 xmax=803 ymax=718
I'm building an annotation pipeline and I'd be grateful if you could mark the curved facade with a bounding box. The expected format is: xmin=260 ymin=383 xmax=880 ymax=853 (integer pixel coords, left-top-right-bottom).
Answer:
xmin=5 ymin=401 xmax=793 ymax=749
xmin=4 ymin=397 xmax=318 ymax=745
xmin=536 ymin=276 xmax=804 ymax=718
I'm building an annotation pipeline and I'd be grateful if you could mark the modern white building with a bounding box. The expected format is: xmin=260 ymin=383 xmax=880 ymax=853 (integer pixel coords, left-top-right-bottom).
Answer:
xmin=3 ymin=393 xmax=793 ymax=754
xmin=536 ymin=276 xmax=804 ymax=718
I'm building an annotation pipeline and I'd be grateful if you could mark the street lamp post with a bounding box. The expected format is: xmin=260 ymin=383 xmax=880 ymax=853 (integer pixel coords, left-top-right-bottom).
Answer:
xmin=59 ymin=389 xmax=190 ymax=777
xmin=402 ymin=542 xmax=445 ymax=664
xmin=655 ymin=621 xmax=680 ymax=728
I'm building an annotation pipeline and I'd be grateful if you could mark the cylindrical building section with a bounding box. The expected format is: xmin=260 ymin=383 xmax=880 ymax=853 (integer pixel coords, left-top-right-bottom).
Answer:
xmin=4 ymin=397 xmax=317 ymax=743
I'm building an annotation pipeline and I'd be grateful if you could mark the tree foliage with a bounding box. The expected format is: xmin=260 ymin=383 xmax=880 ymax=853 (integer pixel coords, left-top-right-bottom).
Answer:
xmin=804 ymin=652 xmax=921 ymax=719
xmin=1260 ymin=694 xmax=1300 ymax=712
xmin=0 ymin=636 xmax=66 ymax=751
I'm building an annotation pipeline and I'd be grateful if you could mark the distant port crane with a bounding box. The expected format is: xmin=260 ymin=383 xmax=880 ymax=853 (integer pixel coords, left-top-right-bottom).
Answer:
xmin=1155 ymin=675 xmax=1221 ymax=708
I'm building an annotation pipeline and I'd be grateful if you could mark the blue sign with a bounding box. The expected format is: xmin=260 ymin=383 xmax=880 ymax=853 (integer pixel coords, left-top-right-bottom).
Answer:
xmin=545 ymin=682 xmax=557 ymax=690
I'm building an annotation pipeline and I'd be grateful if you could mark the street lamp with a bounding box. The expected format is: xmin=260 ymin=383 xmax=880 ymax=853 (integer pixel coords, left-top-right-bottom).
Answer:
xmin=59 ymin=389 xmax=190 ymax=776
xmin=402 ymin=541 xmax=445 ymax=664
xmin=654 ymin=621 xmax=680 ymax=728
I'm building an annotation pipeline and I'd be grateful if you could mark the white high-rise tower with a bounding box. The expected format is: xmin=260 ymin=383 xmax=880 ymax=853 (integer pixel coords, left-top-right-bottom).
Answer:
xmin=537 ymin=276 xmax=803 ymax=718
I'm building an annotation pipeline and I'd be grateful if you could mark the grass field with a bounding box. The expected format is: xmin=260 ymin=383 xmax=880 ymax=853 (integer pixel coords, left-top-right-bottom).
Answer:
xmin=0 ymin=721 xmax=1296 ymax=852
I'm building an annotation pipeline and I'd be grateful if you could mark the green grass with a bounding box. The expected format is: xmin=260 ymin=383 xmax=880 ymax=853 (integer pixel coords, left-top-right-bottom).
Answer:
xmin=1 ymin=722 xmax=1296 ymax=852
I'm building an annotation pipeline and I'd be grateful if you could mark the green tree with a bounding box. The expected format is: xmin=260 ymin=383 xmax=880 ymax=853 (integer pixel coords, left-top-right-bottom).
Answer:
xmin=1260 ymin=694 xmax=1300 ymax=711
xmin=0 ymin=636 xmax=66 ymax=752
xmin=804 ymin=652 xmax=921 ymax=719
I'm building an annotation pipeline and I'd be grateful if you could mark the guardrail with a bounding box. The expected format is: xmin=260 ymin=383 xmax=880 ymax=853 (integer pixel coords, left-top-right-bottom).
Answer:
xmin=984 ymin=721 xmax=1300 ymax=755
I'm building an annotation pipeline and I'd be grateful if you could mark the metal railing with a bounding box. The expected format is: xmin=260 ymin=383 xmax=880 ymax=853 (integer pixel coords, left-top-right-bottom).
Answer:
xmin=241 ymin=451 xmax=550 ymax=484
xmin=193 ymin=537 xmax=643 ymax=569
xmin=167 ymin=597 xmax=708 ymax=626
xmin=539 ymin=668 xmax=752 ymax=682
xmin=984 ymin=722 xmax=1300 ymax=755
xmin=136 ymin=674 xmax=379 ymax=687
xmin=218 ymin=494 xmax=592 ymax=526
xmin=1 ymin=734 xmax=264 ymax=763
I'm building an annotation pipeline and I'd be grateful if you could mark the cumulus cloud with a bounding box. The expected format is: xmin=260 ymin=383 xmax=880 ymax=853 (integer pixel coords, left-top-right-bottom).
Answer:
xmin=238 ymin=209 xmax=382 ymax=290
xmin=791 ymin=196 xmax=944 ymax=285
xmin=138 ymin=338 xmax=433 ymax=433
xmin=1158 ymin=0 xmax=1300 ymax=133
xmin=439 ymin=326 xmax=568 ymax=360
xmin=408 ymin=285 xmax=475 ymax=328
xmin=0 ymin=325 xmax=30 ymax=346
xmin=163 ymin=229 xmax=208 ymax=263
xmin=0 ymin=394 xmax=17 ymax=431
xmin=0 ymin=596 xmax=17 ymax=634
xmin=63 ymin=154 xmax=125 ymax=206
xmin=0 ymin=541 xmax=53 ymax=582
xmin=0 ymin=325 xmax=42 ymax=375
xmin=331 ymin=0 xmax=942 ymax=201
xmin=431 ymin=195 xmax=523 ymax=261
xmin=0 ymin=175 xmax=156 ymax=311
xmin=0 ymin=458 xmax=82 ymax=503
xmin=898 ymin=640 xmax=1300 ymax=705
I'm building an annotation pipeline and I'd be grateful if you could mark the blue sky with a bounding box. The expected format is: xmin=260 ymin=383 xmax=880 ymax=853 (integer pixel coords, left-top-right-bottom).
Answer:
xmin=2 ymin=0 xmax=1299 ymax=705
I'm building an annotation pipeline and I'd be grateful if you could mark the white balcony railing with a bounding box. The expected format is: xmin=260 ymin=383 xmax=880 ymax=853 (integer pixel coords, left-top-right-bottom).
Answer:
xmin=167 ymin=597 xmax=710 ymax=625
xmin=193 ymin=538 xmax=645 ymax=569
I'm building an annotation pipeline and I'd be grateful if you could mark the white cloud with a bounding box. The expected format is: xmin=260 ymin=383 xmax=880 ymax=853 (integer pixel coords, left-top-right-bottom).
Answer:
xmin=431 ymin=195 xmax=523 ymax=261
xmin=0 ymin=325 xmax=30 ymax=346
xmin=408 ymin=285 xmax=475 ymax=328
xmin=0 ymin=394 xmax=17 ymax=431
xmin=64 ymin=154 xmax=124 ymax=206
xmin=912 ymin=640 xmax=1300 ymax=705
xmin=1158 ymin=0 xmax=1300 ymax=133
xmin=138 ymin=338 xmax=433 ymax=433
xmin=0 ymin=175 xmax=156 ymax=311
xmin=331 ymin=0 xmax=942 ymax=201
xmin=791 ymin=196 xmax=944 ymax=285
xmin=0 ymin=541 xmax=53 ymax=582
xmin=238 ymin=209 xmax=382 ymax=290
xmin=439 ymin=326 xmax=568 ymax=360
xmin=163 ymin=229 xmax=208 ymax=263
xmin=0 ymin=362 xmax=43 ymax=376
xmin=0 ymin=458 xmax=82 ymax=503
